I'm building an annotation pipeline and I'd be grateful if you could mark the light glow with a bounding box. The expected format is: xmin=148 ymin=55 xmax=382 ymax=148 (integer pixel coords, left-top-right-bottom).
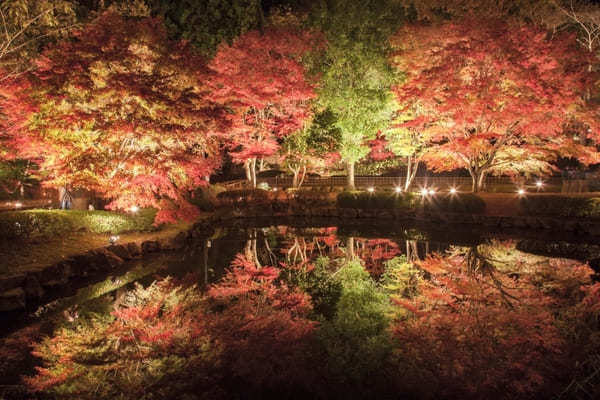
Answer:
xmin=536 ymin=181 xmax=543 ymax=188
xmin=395 ymin=187 xmax=402 ymax=193
xmin=428 ymin=189 xmax=435 ymax=195
xmin=14 ymin=202 xmax=22 ymax=209
xmin=367 ymin=187 xmax=375 ymax=193
xmin=518 ymin=189 xmax=525 ymax=196
xmin=420 ymin=188 xmax=428 ymax=196
xmin=449 ymin=187 xmax=457 ymax=194
xmin=130 ymin=206 xmax=139 ymax=213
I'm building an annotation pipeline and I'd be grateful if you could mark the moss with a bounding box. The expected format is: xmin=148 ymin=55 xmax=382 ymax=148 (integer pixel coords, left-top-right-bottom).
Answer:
xmin=0 ymin=209 xmax=157 ymax=240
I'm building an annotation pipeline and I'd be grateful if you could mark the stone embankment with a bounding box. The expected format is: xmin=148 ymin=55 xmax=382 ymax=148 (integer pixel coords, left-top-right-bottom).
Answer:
xmin=0 ymin=232 xmax=190 ymax=312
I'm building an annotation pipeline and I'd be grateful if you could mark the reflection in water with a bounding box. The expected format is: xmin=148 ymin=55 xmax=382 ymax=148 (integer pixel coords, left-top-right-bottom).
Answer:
xmin=9 ymin=227 xmax=600 ymax=399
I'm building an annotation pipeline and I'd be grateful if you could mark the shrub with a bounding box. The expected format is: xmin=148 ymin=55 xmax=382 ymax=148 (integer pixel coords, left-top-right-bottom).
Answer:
xmin=336 ymin=191 xmax=415 ymax=210
xmin=423 ymin=193 xmax=486 ymax=214
xmin=189 ymin=184 xmax=226 ymax=212
xmin=216 ymin=189 xmax=270 ymax=207
xmin=0 ymin=209 xmax=157 ymax=240
xmin=291 ymin=190 xmax=335 ymax=207
xmin=520 ymin=195 xmax=600 ymax=217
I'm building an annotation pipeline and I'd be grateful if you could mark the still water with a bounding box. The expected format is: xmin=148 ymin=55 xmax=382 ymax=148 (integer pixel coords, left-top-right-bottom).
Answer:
xmin=1 ymin=223 xmax=599 ymax=400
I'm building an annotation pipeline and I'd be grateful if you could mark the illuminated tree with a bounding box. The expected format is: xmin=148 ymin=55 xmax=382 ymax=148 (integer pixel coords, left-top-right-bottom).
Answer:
xmin=392 ymin=19 xmax=600 ymax=191
xmin=11 ymin=12 xmax=227 ymax=222
xmin=280 ymin=109 xmax=341 ymax=188
xmin=310 ymin=0 xmax=402 ymax=189
xmin=209 ymin=25 xmax=321 ymax=188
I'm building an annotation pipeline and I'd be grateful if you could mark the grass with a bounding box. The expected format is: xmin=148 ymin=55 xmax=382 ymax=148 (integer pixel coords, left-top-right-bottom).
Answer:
xmin=0 ymin=209 xmax=158 ymax=241
xmin=0 ymin=209 xmax=193 ymax=275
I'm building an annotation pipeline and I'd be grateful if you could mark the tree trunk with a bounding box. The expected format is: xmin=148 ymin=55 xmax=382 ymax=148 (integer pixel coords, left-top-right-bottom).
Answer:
xmin=292 ymin=170 xmax=299 ymax=188
xmin=345 ymin=236 xmax=355 ymax=261
xmin=404 ymin=156 xmax=419 ymax=191
xmin=346 ymin=161 xmax=355 ymax=190
xmin=244 ymin=160 xmax=252 ymax=184
xmin=469 ymin=168 xmax=487 ymax=192
xmin=249 ymin=158 xmax=257 ymax=188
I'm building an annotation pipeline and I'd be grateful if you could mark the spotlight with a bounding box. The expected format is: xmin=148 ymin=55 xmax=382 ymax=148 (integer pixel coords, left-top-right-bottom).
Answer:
xmin=518 ymin=189 xmax=525 ymax=196
xmin=420 ymin=188 xmax=428 ymax=196
xmin=449 ymin=187 xmax=457 ymax=194
xmin=14 ymin=202 xmax=22 ymax=209
xmin=367 ymin=187 xmax=375 ymax=193
xmin=536 ymin=181 xmax=543 ymax=188
xmin=130 ymin=206 xmax=139 ymax=213
xmin=395 ymin=187 xmax=402 ymax=193
xmin=428 ymin=189 xmax=435 ymax=195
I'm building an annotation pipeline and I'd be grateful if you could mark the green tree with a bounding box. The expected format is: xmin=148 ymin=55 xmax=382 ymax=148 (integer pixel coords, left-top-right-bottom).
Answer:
xmin=309 ymin=0 xmax=404 ymax=189
xmin=147 ymin=0 xmax=263 ymax=57
xmin=281 ymin=108 xmax=341 ymax=188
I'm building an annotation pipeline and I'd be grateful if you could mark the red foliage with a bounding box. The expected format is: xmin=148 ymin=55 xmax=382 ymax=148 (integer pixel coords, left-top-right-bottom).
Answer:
xmin=209 ymin=27 xmax=323 ymax=185
xmin=8 ymin=13 xmax=229 ymax=222
xmin=367 ymin=131 xmax=394 ymax=161
xmin=390 ymin=252 xmax=581 ymax=398
xmin=207 ymin=254 xmax=317 ymax=388
xmin=392 ymin=19 xmax=600 ymax=189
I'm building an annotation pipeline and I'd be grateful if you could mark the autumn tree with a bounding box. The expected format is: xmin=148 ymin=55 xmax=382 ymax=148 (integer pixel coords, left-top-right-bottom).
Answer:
xmin=209 ymin=25 xmax=321 ymax=188
xmin=392 ymin=19 xmax=599 ymax=192
xmin=309 ymin=0 xmax=404 ymax=189
xmin=280 ymin=108 xmax=341 ymax=188
xmin=10 ymin=12 xmax=227 ymax=222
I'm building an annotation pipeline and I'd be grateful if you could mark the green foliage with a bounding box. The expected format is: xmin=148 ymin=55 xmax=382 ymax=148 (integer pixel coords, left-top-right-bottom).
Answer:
xmin=280 ymin=256 xmax=342 ymax=320
xmin=381 ymin=255 xmax=422 ymax=300
xmin=316 ymin=259 xmax=393 ymax=391
xmin=520 ymin=195 xmax=600 ymax=217
xmin=336 ymin=190 xmax=415 ymax=209
xmin=423 ymin=193 xmax=486 ymax=214
xmin=148 ymin=0 xmax=263 ymax=57
xmin=0 ymin=209 xmax=157 ymax=240
xmin=309 ymin=0 xmax=404 ymax=166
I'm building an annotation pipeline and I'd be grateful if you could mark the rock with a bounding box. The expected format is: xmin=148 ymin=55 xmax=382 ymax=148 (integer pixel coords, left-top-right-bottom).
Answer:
xmin=39 ymin=261 xmax=72 ymax=286
xmin=127 ymin=242 xmax=142 ymax=257
xmin=23 ymin=275 xmax=44 ymax=300
xmin=0 ymin=274 xmax=26 ymax=292
xmin=107 ymin=244 xmax=132 ymax=260
xmin=141 ymin=240 xmax=160 ymax=254
xmin=0 ymin=287 xmax=26 ymax=311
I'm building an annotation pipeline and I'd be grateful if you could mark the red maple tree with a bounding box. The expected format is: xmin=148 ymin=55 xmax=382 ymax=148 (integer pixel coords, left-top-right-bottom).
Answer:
xmin=9 ymin=12 xmax=228 ymax=222
xmin=209 ymin=26 xmax=323 ymax=187
xmin=392 ymin=19 xmax=600 ymax=191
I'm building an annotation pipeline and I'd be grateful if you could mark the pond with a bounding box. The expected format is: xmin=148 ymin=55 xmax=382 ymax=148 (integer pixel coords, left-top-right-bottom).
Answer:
xmin=1 ymin=221 xmax=599 ymax=400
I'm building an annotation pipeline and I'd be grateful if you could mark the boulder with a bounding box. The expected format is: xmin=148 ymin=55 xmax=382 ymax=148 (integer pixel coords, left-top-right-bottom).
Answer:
xmin=0 ymin=274 xmax=26 ymax=292
xmin=0 ymin=287 xmax=26 ymax=311
xmin=127 ymin=242 xmax=142 ymax=257
xmin=23 ymin=275 xmax=44 ymax=300
xmin=141 ymin=240 xmax=160 ymax=254
xmin=107 ymin=244 xmax=132 ymax=260
xmin=39 ymin=261 xmax=72 ymax=286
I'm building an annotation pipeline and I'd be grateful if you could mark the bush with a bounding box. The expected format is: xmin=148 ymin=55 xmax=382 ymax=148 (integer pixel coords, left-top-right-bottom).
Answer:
xmin=423 ymin=193 xmax=486 ymax=214
xmin=520 ymin=195 xmax=600 ymax=217
xmin=0 ymin=209 xmax=157 ymax=240
xmin=216 ymin=189 xmax=270 ymax=207
xmin=189 ymin=184 xmax=226 ymax=212
xmin=336 ymin=191 xmax=415 ymax=210
xmin=291 ymin=190 xmax=335 ymax=207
